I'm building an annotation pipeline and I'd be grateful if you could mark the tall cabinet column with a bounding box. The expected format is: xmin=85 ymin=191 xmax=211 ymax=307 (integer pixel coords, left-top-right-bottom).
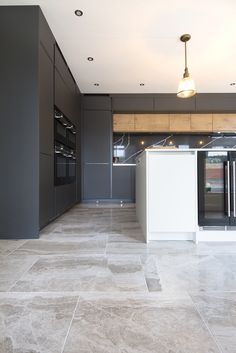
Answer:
xmin=82 ymin=96 xmax=112 ymax=201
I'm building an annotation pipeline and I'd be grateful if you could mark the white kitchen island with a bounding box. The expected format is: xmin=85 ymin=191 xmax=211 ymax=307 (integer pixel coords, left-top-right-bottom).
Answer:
xmin=136 ymin=148 xmax=236 ymax=243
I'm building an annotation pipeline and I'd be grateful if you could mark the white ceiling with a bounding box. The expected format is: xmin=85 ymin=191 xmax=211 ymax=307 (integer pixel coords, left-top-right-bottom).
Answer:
xmin=1 ymin=0 xmax=236 ymax=94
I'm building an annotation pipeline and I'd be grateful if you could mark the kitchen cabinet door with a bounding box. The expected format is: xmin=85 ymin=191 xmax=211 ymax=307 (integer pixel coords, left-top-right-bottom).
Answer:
xmin=83 ymin=164 xmax=111 ymax=200
xmin=154 ymin=94 xmax=195 ymax=112
xmin=213 ymin=114 xmax=236 ymax=132
xmin=39 ymin=44 xmax=54 ymax=155
xmin=39 ymin=8 xmax=55 ymax=60
xmin=83 ymin=110 xmax=112 ymax=163
xmin=55 ymin=45 xmax=75 ymax=94
xmin=55 ymin=70 xmax=77 ymax=123
xmin=83 ymin=96 xmax=111 ymax=111
xmin=190 ymin=114 xmax=213 ymax=132
xmin=39 ymin=154 xmax=54 ymax=228
xmin=112 ymin=166 xmax=135 ymax=201
xmin=113 ymin=114 xmax=135 ymax=132
xmin=55 ymin=183 xmax=76 ymax=216
xmin=169 ymin=114 xmax=191 ymax=132
xmin=196 ymin=94 xmax=236 ymax=112
xmin=134 ymin=114 xmax=170 ymax=132
xmin=112 ymin=96 xmax=154 ymax=112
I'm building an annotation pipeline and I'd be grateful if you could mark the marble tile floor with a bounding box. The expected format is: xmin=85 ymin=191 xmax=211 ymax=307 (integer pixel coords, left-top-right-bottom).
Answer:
xmin=1 ymin=203 xmax=236 ymax=352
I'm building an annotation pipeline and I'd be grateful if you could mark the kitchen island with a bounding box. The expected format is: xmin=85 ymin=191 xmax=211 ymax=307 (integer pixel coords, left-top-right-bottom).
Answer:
xmin=136 ymin=148 xmax=236 ymax=243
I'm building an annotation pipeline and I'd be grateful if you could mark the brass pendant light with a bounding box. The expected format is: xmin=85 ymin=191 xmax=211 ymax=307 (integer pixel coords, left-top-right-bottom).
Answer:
xmin=177 ymin=34 xmax=196 ymax=98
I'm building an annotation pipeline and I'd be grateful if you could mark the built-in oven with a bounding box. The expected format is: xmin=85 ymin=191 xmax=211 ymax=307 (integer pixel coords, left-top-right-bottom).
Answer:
xmin=67 ymin=127 xmax=76 ymax=149
xmin=54 ymin=107 xmax=77 ymax=186
xmin=67 ymin=151 xmax=76 ymax=183
xmin=55 ymin=119 xmax=67 ymax=145
xmin=54 ymin=144 xmax=68 ymax=185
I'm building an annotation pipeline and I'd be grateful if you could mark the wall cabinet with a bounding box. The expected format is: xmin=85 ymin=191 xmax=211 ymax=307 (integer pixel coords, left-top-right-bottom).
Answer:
xmin=213 ymin=114 xmax=236 ymax=132
xmin=154 ymin=94 xmax=195 ymax=112
xmin=113 ymin=114 xmax=135 ymax=132
xmin=134 ymin=114 xmax=169 ymax=132
xmin=190 ymin=114 xmax=213 ymax=132
xmin=112 ymin=96 xmax=154 ymax=112
xmin=113 ymin=113 xmax=236 ymax=133
xmin=169 ymin=114 xmax=191 ymax=132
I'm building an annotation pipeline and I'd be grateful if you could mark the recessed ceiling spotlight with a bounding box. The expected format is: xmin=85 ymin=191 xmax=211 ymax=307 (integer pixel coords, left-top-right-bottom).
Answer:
xmin=94 ymin=83 xmax=99 ymax=86
xmin=230 ymin=82 xmax=236 ymax=86
xmin=75 ymin=9 xmax=83 ymax=16
xmin=87 ymin=57 xmax=94 ymax=61
xmin=140 ymin=83 xmax=145 ymax=86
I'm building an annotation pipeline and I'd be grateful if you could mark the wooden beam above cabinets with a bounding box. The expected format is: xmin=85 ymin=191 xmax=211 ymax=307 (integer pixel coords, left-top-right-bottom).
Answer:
xmin=113 ymin=113 xmax=236 ymax=133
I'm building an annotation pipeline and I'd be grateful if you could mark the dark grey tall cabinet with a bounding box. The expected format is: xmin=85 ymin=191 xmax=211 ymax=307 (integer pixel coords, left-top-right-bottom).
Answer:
xmin=0 ymin=6 xmax=81 ymax=239
xmin=82 ymin=96 xmax=112 ymax=200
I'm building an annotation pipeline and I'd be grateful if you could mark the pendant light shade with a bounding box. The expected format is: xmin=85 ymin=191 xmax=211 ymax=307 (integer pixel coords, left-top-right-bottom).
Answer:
xmin=177 ymin=34 xmax=196 ymax=98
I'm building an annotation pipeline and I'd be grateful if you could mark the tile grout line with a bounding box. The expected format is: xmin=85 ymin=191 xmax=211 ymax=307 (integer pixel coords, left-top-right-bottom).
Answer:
xmin=60 ymin=296 xmax=81 ymax=353
xmin=190 ymin=295 xmax=224 ymax=353
xmin=6 ymin=256 xmax=40 ymax=292
xmin=6 ymin=239 xmax=29 ymax=257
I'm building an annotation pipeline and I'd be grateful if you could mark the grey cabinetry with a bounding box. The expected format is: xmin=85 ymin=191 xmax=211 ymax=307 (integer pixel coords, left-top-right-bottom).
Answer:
xmin=112 ymin=95 xmax=154 ymax=112
xmin=112 ymin=166 xmax=135 ymax=202
xmin=54 ymin=46 xmax=78 ymax=124
xmin=38 ymin=12 xmax=54 ymax=228
xmin=39 ymin=9 xmax=54 ymax=60
xmin=154 ymin=94 xmax=196 ymax=112
xmin=196 ymin=94 xmax=236 ymax=112
xmin=84 ymin=164 xmax=111 ymax=200
xmin=82 ymin=107 xmax=112 ymax=201
xmin=40 ymin=154 xmax=54 ymax=228
xmin=39 ymin=44 xmax=54 ymax=155
xmin=0 ymin=6 xmax=80 ymax=239
xmin=83 ymin=96 xmax=111 ymax=111
xmin=55 ymin=184 xmax=76 ymax=216
xmin=83 ymin=111 xmax=111 ymax=162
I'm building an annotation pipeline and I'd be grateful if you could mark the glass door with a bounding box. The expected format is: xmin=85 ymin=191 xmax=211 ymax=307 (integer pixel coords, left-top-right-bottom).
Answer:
xmin=198 ymin=151 xmax=229 ymax=226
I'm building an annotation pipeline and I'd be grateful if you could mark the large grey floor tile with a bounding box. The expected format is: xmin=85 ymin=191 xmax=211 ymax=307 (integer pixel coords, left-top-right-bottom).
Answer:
xmin=158 ymin=253 xmax=236 ymax=292
xmin=63 ymin=295 xmax=221 ymax=353
xmin=10 ymin=255 xmax=149 ymax=292
xmin=0 ymin=292 xmax=78 ymax=353
xmin=191 ymin=292 xmax=236 ymax=353
xmin=0 ymin=239 xmax=27 ymax=255
xmin=13 ymin=236 xmax=107 ymax=255
xmin=0 ymin=255 xmax=38 ymax=292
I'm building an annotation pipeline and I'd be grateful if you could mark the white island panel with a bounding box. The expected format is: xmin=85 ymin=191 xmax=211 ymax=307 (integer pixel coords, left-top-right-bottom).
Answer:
xmin=147 ymin=151 xmax=197 ymax=240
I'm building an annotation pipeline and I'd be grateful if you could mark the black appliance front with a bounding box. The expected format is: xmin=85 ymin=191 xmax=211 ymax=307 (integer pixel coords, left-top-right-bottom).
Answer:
xmin=198 ymin=151 xmax=236 ymax=226
xmin=55 ymin=120 xmax=67 ymax=145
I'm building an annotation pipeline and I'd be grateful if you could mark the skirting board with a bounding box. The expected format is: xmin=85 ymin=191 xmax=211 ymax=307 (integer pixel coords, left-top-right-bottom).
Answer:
xmin=196 ymin=230 xmax=236 ymax=242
